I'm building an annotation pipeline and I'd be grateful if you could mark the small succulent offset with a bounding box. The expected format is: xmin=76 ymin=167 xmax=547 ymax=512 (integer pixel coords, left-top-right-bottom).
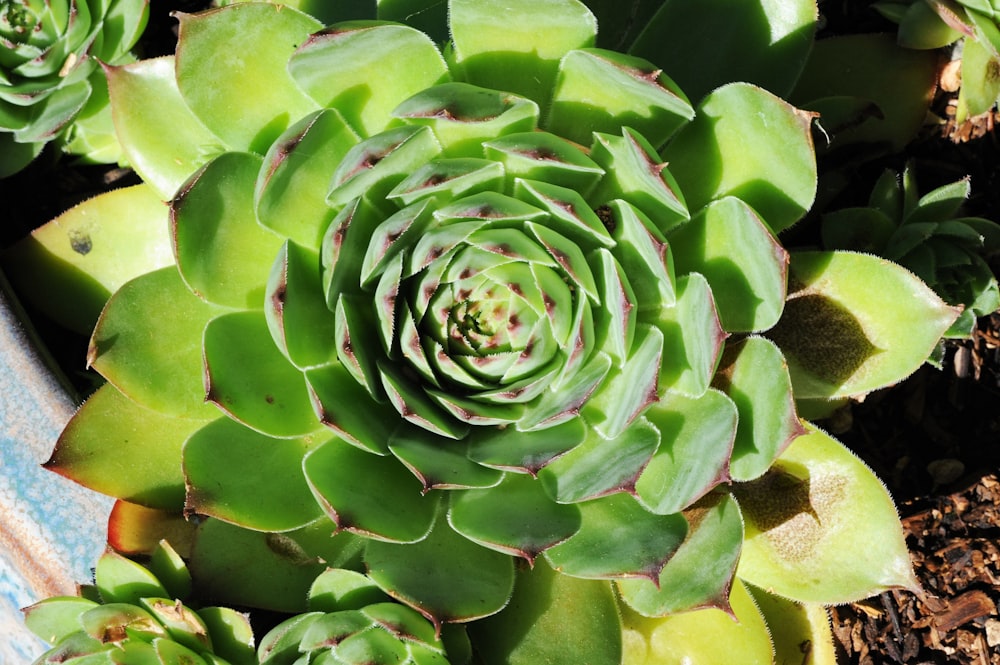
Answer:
xmin=7 ymin=0 xmax=962 ymax=662
xmin=0 ymin=0 xmax=149 ymax=176
xmin=823 ymin=164 xmax=1000 ymax=341
xmin=23 ymin=543 xmax=255 ymax=665
xmin=259 ymin=568 xmax=460 ymax=665
xmin=874 ymin=0 xmax=1000 ymax=123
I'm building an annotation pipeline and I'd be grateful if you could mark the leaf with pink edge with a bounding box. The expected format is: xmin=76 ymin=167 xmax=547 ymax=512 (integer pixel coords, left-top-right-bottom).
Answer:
xmin=662 ymin=82 xmax=817 ymax=233
xmin=174 ymin=4 xmax=321 ymax=153
xmin=48 ymin=384 xmax=214 ymax=509
xmin=712 ymin=336 xmax=806 ymax=482
xmin=617 ymin=492 xmax=743 ymax=617
xmin=89 ymin=266 xmax=224 ymax=419
xmin=303 ymin=439 xmax=440 ymax=543
xmin=634 ymin=388 xmax=736 ymax=516
xmin=171 ymin=151 xmax=284 ymax=309
xmin=365 ymin=507 xmax=515 ymax=628
xmin=203 ymin=310 xmax=324 ymax=438
xmin=620 ymin=579 xmax=773 ymax=665
xmin=468 ymin=559 xmax=621 ymax=665
xmin=448 ymin=474 xmax=581 ymax=563
xmin=184 ymin=418 xmax=326 ymax=531
xmin=544 ymin=493 xmax=686 ymax=582
xmin=288 ymin=22 xmax=449 ymax=138
xmin=538 ymin=416 xmax=659 ymax=503
xmin=655 ymin=273 xmax=727 ymax=398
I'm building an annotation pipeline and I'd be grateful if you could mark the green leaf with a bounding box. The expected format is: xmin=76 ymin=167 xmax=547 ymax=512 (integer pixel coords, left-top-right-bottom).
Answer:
xmin=582 ymin=324 xmax=662 ymax=439
xmin=289 ymin=22 xmax=448 ymax=138
xmin=662 ymin=82 xmax=817 ymax=233
xmin=392 ymin=82 xmax=539 ymax=158
xmin=669 ymin=196 xmax=788 ymax=332
xmin=544 ymin=493 xmax=687 ymax=581
xmin=175 ymin=4 xmax=322 ymax=153
xmin=89 ymin=267 xmax=224 ymax=419
xmin=172 ymin=151 xmax=283 ymax=309
xmin=256 ymin=109 xmax=360 ymax=249
xmin=23 ymin=597 xmax=100 ymax=645
xmin=766 ymin=251 xmax=960 ymax=398
xmin=635 ymin=389 xmax=737 ymax=515
xmin=547 ymin=48 xmax=693 ymax=148
xmin=388 ymin=426 xmax=504 ymax=491
xmin=303 ymin=438 xmax=440 ymax=543
xmin=735 ymin=423 xmax=919 ymax=603
xmin=617 ymin=492 xmax=743 ymax=616
xmin=629 ymin=0 xmax=817 ymax=101
xmin=3 ymin=183 xmax=171 ymax=334
xmin=304 ymin=362 xmax=399 ymax=454
xmin=189 ymin=519 xmax=328 ymax=613
xmin=105 ymin=57 xmax=224 ymax=200
xmin=539 ymin=417 xmax=659 ymax=503
xmin=95 ymin=550 xmax=169 ymax=605
xmin=958 ymin=35 xmax=1000 ymax=118
xmin=448 ymin=0 xmax=596 ymax=110
xmin=148 ymin=541 xmax=193 ymax=601
xmin=184 ymin=418 xmax=326 ymax=531
xmin=906 ymin=177 xmax=971 ymax=226
xmin=790 ymin=34 xmax=938 ymax=154
xmin=466 ymin=417 xmax=587 ymax=474
xmin=898 ymin=0 xmax=965 ymax=48
xmin=655 ymin=273 xmax=727 ymax=397
xmin=365 ymin=508 xmax=516 ymax=626
xmin=197 ymin=607 xmax=256 ymax=665
xmin=80 ymin=604 xmax=165 ymax=642
xmin=468 ymin=559 xmax=621 ymax=665
xmin=620 ymin=579 xmax=773 ymax=665
xmin=712 ymin=337 xmax=806 ymax=482
xmin=448 ymin=473 xmax=581 ymax=562
xmin=821 ymin=207 xmax=897 ymax=254
xmin=589 ymin=128 xmax=688 ymax=234
xmin=203 ymin=310 xmax=324 ymax=438
xmin=265 ymin=241 xmax=339 ymax=369
xmin=308 ymin=569 xmax=390 ymax=612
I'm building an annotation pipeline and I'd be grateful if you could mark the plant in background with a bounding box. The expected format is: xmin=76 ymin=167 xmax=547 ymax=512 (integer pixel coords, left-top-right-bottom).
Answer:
xmin=23 ymin=543 xmax=255 ymax=665
xmin=5 ymin=0 xmax=962 ymax=662
xmin=874 ymin=0 xmax=1000 ymax=126
xmin=823 ymin=163 xmax=1000 ymax=344
xmin=0 ymin=0 xmax=149 ymax=177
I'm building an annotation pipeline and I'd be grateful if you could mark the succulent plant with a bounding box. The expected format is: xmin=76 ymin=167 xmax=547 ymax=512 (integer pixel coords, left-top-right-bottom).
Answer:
xmin=823 ymin=163 xmax=1000 ymax=340
xmin=6 ymin=0 xmax=964 ymax=662
xmin=874 ymin=0 xmax=1000 ymax=123
xmin=259 ymin=568 xmax=463 ymax=665
xmin=0 ymin=0 xmax=150 ymax=176
xmin=23 ymin=542 xmax=255 ymax=665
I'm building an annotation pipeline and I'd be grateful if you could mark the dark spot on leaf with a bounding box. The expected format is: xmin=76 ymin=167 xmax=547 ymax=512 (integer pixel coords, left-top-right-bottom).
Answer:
xmin=68 ymin=229 xmax=92 ymax=255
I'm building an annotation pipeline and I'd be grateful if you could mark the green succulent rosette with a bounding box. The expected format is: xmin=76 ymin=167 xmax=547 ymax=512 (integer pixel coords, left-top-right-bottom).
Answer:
xmin=23 ymin=543 xmax=255 ymax=665
xmin=259 ymin=568 xmax=463 ymax=665
xmin=8 ymin=0 xmax=963 ymax=662
xmin=0 ymin=0 xmax=149 ymax=175
xmin=823 ymin=163 xmax=1000 ymax=340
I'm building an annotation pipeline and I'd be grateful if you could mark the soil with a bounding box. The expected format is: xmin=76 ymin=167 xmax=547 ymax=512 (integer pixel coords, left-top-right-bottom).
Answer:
xmin=3 ymin=2 xmax=1000 ymax=664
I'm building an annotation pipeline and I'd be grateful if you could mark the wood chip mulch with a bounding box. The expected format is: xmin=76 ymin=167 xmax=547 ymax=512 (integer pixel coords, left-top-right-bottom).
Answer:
xmin=831 ymin=473 xmax=1000 ymax=664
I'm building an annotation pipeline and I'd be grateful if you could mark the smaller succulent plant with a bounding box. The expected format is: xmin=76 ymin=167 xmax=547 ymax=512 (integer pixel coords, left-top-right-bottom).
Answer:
xmin=259 ymin=568 xmax=463 ymax=665
xmin=873 ymin=0 xmax=1000 ymax=123
xmin=822 ymin=164 xmax=1000 ymax=340
xmin=0 ymin=0 xmax=149 ymax=176
xmin=22 ymin=542 xmax=255 ymax=665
